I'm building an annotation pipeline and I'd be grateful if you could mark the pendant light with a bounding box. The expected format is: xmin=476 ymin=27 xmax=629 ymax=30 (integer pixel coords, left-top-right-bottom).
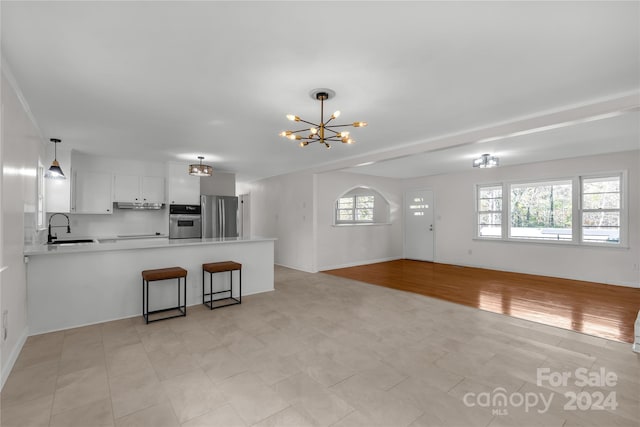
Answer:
xmin=45 ymin=138 xmax=66 ymax=179
xmin=188 ymin=156 xmax=213 ymax=176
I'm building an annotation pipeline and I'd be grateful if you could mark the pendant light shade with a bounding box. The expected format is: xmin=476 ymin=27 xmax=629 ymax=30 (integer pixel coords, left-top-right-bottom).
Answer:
xmin=45 ymin=138 xmax=66 ymax=179
xmin=188 ymin=156 xmax=213 ymax=177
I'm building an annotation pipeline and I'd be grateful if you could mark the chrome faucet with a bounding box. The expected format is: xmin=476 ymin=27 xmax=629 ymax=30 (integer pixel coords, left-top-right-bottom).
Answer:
xmin=48 ymin=213 xmax=71 ymax=243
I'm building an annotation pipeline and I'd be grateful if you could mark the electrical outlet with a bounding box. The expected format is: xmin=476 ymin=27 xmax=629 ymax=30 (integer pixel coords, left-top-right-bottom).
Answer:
xmin=2 ymin=310 xmax=8 ymax=341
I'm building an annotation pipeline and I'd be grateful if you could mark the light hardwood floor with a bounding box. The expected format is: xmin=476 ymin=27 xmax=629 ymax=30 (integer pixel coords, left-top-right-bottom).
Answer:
xmin=325 ymin=259 xmax=640 ymax=344
xmin=1 ymin=266 xmax=638 ymax=426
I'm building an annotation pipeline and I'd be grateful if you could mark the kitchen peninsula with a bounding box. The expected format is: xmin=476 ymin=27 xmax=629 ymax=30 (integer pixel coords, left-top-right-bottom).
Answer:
xmin=24 ymin=237 xmax=275 ymax=334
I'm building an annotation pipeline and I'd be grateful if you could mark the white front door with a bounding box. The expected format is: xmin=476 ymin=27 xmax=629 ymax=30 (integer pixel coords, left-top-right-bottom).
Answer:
xmin=404 ymin=189 xmax=434 ymax=261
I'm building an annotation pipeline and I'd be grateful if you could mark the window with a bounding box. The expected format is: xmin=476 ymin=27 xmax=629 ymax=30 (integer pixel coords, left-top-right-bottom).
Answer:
xmin=336 ymin=194 xmax=374 ymax=223
xmin=334 ymin=187 xmax=390 ymax=225
xmin=475 ymin=172 xmax=626 ymax=247
xmin=580 ymin=175 xmax=621 ymax=244
xmin=37 ymin=162 xmax=46 ymax=229
xmin=477 ymin=185 xmax=502 ymax=238
xmin=510 ymin=180 xmax=572 ymax=241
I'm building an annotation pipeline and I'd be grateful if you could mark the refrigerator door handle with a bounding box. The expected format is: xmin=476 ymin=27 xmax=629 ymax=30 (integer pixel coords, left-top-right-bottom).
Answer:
xmin=220 ymin=199 xmax=227 ymax=237
xmin=218 ymin=199 xmax=222 ymax=236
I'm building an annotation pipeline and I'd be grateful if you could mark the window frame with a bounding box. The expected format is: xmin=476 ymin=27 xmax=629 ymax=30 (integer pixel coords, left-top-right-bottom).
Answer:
xmin=475 ymin=183 xmax=503 ymax=239
xmin=335 ymin=194 xmax=375 ymax=225
xmin=579 ymin=172 xmax=625 ymax=247
xmin=474 ymin=171 xmax=627 ymax=248
xmin=506 ymin=177 xmax=574 ymax=243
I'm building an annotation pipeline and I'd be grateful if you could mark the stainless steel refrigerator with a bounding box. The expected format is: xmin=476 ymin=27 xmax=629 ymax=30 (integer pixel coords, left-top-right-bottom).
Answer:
xmin=201 ymin=195 xmax=239 ymax=238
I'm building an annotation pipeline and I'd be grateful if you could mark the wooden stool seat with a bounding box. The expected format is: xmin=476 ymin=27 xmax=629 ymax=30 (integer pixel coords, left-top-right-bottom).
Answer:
xmin=142 ymin=266 xmax=187 ymax=324
xmin=203 ymin=261 xmax=241 ymax=274
xmin=142 ymin=267 xmax=187 ymax=281
xmin=202 ymin=261 xmax=242 ymax=310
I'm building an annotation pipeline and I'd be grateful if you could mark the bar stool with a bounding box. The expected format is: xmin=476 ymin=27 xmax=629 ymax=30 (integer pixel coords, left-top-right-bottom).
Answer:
xmin=141 ymin=267 xmax=187 ymax=323
xmin=202 ymin=261 xmax=241 ymax=310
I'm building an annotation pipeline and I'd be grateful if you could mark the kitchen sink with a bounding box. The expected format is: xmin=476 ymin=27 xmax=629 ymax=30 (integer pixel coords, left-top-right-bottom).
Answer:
xmin=48 ymin=239 xmax=97 ymax=245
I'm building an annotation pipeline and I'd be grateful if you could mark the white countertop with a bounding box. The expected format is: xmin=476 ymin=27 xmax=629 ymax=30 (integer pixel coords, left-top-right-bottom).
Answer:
xmin=24 ymin=236 xmax=276 ymax=256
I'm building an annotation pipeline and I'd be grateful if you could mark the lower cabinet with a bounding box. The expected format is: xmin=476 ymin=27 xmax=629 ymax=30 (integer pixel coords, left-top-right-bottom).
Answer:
xmin=73 ymin=171 xmax=113 ymax=214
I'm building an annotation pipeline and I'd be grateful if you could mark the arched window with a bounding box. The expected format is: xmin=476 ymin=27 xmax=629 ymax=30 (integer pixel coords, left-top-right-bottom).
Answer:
xmin=335 ymin=187 xmax=390 ymax=225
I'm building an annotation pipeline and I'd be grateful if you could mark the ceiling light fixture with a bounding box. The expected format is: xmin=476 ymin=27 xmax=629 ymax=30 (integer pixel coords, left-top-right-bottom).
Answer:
xmin=280 ymin=89 xmax=367 ymax=149
xmin=473 ymin=154 xmax=499 ymax=168
xmin=45 ymin=138 xmax=66 ymax=179
xmin=188 ymin=156 xmax=213 ymax=176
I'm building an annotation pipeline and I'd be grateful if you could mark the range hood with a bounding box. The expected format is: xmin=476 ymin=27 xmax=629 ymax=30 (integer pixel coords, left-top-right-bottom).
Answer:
xmin=116 ymin=202 xmax=163 ymax=210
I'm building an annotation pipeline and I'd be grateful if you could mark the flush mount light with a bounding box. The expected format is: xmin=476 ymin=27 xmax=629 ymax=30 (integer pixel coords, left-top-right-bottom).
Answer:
xmin=473 ymin=154 xmax=499 ymax=168
xmin=45 ymin=138 xmax=66 ymax=179
xmin=188 ymin=156 xmax=213 ymax=176
xmin=280 ymin=89 xmax=367 ymax=149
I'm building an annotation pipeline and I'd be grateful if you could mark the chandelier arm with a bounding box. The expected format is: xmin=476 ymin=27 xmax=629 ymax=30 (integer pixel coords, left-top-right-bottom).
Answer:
xmin=289 ymin=128 xmax=315 ymax=134
xmin=296 ymin=118 xmax=319 ymax=127
xmin=324 ymin=124 xmax=356 ymax=128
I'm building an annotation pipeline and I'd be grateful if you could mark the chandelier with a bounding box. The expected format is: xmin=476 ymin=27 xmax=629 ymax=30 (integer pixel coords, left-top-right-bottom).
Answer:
xmin=280 ymin=89 xmax=367 ymax=149
xmin=473 ymin=154 xmax=499 ymax=168
xmin=188 ymin=156 xmax=213 ymax=176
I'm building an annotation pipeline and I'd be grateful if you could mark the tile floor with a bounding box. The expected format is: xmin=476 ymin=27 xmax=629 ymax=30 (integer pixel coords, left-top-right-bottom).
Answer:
xmin=1 ymin=266 xmax=638 ymax=427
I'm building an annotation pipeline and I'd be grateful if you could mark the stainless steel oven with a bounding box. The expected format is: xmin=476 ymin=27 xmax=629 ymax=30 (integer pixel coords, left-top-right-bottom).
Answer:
xmin=169 ymin=204 xmax=202 ymax=239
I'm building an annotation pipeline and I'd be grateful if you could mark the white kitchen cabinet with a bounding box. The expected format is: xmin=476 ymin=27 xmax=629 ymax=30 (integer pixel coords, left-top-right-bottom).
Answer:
xmin=73 ymin=171 xmax=113 ymax=214
xmin=142 ymin=176 xmax=165 ymax=203
xmin=166 ymin=162 xmax=200 ymax=205
xmin=114 ymin=175 xmax=165 ymax=204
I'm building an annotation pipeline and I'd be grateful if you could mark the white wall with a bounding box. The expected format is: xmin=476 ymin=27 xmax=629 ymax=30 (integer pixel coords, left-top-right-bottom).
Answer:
xmin=248 ymin=172 xmax=315 ymax=272
xmin=1 ymin=68 xmax=45 ymax=387
xmin=248 ymin=170 xmax=403 ymax=272
xmin=316 ymin=171 xmax=403 ymax=270
xmin=201 ymin=171 xmax=236 ymax=196
xmin=402 ymin=150 xmax=640 ymax=287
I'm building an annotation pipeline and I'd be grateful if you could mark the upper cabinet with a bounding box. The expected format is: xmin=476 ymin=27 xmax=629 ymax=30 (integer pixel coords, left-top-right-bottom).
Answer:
xmin=166 ymin=162 xmax=200 ymax=205
xmin=142 ymin=176 xmax=165 ymax=204
xmin=114 ymin=175 xmax=165 ymax=204
xmin=73 ymin=171 xmax=113 ymax=214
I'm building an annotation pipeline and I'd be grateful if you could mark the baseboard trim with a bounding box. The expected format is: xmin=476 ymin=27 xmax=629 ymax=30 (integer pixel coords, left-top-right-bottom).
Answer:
xmin=275 ymin=263 xmax=317 ymax=274
xmin=441 ymin=260 xmax=640 ymax=289
xmin=1 ymin=326 xmax=29 ymax=390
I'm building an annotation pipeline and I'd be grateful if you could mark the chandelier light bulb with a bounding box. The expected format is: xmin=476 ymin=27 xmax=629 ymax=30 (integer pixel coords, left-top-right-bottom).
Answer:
xmin=340 ymin=131 xmax=350 ymax=137
xmin=353 ymin=121 xmax=368 ymax=127
xmin=331 ymin=110 xmax=341 ymax=119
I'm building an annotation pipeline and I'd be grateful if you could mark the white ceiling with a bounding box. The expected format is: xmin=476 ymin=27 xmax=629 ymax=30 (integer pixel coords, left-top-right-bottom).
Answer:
xmin=2 ymin=1 xmax=639 ymax=185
